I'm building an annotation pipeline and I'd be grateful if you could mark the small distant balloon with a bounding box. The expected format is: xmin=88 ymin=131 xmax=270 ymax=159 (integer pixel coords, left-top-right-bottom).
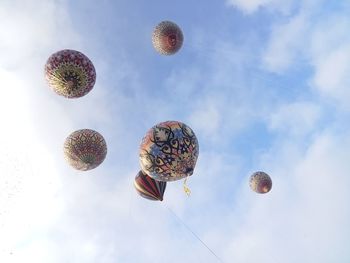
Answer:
xmin=139 ymin=121 xmax=199 ymax=182
xmin=249 ymin=171 xmax=272 ymax=194
xmin=45 ymin=49 xmax=96 ymax=98
xmin=134 ymin=170 xmax=166 ymax=201
xmin=64 ymin=129 xmax=107 ymax=171
xmin=152 ymin=21 xmax=183 ymax=55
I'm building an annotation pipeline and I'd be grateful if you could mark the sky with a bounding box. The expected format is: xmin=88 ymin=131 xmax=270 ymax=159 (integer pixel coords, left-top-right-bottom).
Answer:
xmin=1 ymin=0 xmax=350 ymax=262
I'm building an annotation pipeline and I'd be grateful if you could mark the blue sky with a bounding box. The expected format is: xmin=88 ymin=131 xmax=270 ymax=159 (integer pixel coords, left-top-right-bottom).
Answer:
xmin=1 ymin=0 xmax=350 ymax=262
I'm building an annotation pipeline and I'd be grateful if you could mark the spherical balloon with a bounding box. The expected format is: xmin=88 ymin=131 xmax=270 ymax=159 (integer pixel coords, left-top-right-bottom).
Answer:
xmin=249 ymin=171 xmax=272 ymax=194
xmin=139 ymin=121 xmax=199 ymax=182
xmin=45 ymin=49 xmax=96 ymax=98
xmin=64 ymin=129 xmax=107 ymax=171
xmin=134 ymin=170 xmax=166 ymax=201
xmin=152 ymin=21 xmax=183 ymax=55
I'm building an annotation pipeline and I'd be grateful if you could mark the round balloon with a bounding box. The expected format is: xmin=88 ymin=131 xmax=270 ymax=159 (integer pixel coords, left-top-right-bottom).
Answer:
xmin=249 ymin=171 xmax=272 ymax=194
xmin=64 ymin=129 xmax=107 ymax=171
xmin=152 ymin=21 xmax=183 ymax=55
xmin=139 ymin=121 xmax=199 ymax=182
xmin=134 ymin=170 xmax=166 ymax=201
xmin=45 ymin=49 xmax=96 ymax=98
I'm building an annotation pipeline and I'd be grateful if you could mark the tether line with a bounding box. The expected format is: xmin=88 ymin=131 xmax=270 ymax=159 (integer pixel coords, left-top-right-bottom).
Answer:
xmin=165 ymin=205 xmax=225 ymax=263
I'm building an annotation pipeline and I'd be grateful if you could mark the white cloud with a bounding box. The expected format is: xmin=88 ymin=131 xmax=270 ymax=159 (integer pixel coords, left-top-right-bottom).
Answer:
xmin=226 ymin=0 xmax=295 ymax=15
xmin=267 ymin=101 xmax=321 ymax=136
xmin=262 ymin=13 xmax=309 ymax=72
xmin=262 ymin=1 xmax=350 ymax=110
xmin=227 ymin=0 xmax=273 ymax=14
xmin=189 ymin=102 xmax=222 ymax=138
xmin=0 ymin=0 xmax=80 ymax=70
xmin=311 ymin=45 xmax=350 ymax=106
xmin=308 ymin=15 xmax=350 ymax=109
xmin=0 ymin=0 xmax=80 ymax=261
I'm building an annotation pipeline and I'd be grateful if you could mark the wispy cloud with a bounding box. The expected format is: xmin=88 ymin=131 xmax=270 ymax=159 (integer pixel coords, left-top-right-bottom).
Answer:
xmin=261 ymin=1 xmax=350 ymax=111
xmin=226 ymin=0 xmax=295 ymax=14
xmin=222 ymin=130 xmax=350 ymax=262
xmin=267 ymin=101 xmax=321 ymax=136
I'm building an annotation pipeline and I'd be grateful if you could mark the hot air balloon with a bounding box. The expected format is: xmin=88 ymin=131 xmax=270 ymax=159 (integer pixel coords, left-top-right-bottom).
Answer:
xmin=45 ymin=49 xmax=96 ymax=98
xmin=134 ymin=170 xmax=166 ymax=201
xmin=139 ymin=121 xmax=199 ymax=182
xmin=249 ymin=171 xmax=272 ymax=194
xmin=152 ymin=21 xmax=183 ymax=55
xmin=64 ymin=129 xmax=107 ymax=171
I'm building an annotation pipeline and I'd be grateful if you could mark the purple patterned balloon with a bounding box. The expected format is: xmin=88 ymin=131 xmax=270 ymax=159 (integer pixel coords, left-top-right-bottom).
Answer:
xmin=64 ymin=129 xmax=107 ymax=171
xmin=45 ymin=49 xmax=96 ymax=98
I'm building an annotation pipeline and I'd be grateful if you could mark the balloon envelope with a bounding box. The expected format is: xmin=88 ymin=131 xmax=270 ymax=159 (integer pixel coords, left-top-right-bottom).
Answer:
xmin=134 ymin=170 xmax=166 ymax=201
xmin=139 ymin=121 xmax=199 ymax=182
xmin=64 ymin=129 xmax=107 ymax=171
xmin=152 ymin=21 xmax=183 ymax=55
xmin=249 ymin=171 xmax=272 ymax=194
xmin=45 ymin=49 xmax=96 ymax=98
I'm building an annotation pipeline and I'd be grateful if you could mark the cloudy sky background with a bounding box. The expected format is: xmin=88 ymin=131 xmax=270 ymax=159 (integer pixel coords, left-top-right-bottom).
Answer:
xmin=1 ymin=0 xmax=350 ymax=262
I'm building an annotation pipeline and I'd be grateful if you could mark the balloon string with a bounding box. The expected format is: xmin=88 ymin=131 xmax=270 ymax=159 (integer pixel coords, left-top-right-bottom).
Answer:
xmin=165 ymin=205 xmax=225 ymax=263
xmin=183 ymin=176 xmax=191 ymax=196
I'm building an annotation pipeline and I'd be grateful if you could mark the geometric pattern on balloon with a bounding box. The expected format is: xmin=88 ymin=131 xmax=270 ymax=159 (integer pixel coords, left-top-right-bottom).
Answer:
xmin=139 ymin=121 xmax=199 ymax=182
xmin=249 ymin=171 xmax=272 ymax=194
xmin=152 ymin=21 xmax=184 ymax=55
xmin=134 ymin=170 xmax=166 ymax=201
xmin=45 ymin=49 xmax=96 ymax=98
xmin=63 ymin=129 xmax=107 ymax=171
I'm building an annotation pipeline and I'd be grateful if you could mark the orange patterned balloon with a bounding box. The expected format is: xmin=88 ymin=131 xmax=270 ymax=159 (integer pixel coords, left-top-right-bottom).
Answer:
xmin=249 ymin=171 xmax=272 ymax=194
xmin=139 ymin=121 xmax=199 ymax=182
xmin=152 ymin=21 xmax=183 ymax=55
xmin=64 ymin=129 xmax=107 ymax=171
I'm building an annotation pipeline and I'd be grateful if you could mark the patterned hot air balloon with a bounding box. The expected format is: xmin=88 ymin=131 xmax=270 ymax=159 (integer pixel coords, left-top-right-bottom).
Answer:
xmin=249 ymin=171 xmax=272 ymax=194
xmin=64 ymin=129 xmax=107 ymax=171
xmin=45 ymin=49 xmax=96 ymax=98
xmin=152 ymin=21 xmax=183 ymax=55
xmin=139 ymin=121 xmax=199 ymax=182
xmin=134 ymin=170 xmax=167 ymax=201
